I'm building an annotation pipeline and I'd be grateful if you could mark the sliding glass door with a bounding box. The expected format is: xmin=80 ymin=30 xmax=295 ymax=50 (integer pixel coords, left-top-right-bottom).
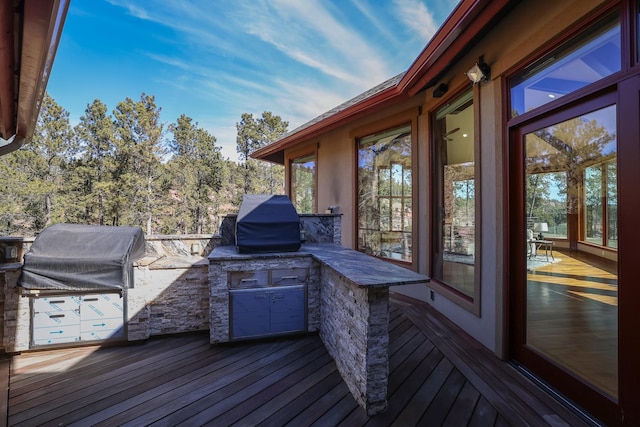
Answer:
xmin=522 ymin=101 xmax=618 ymax=397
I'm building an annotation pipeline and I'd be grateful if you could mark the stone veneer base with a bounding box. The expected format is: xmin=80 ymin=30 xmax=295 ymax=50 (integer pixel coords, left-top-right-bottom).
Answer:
xmin=208 ymin=244 xmax=429 ymax=416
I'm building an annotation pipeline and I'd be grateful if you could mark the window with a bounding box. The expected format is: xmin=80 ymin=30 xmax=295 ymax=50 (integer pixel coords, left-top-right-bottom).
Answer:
xmin=357 ymin=124 xmax=412 ymax=263
xmin=432 ymin=92 xmax=477 ymax=302
xmin=290 ymin=152 xmax=316 ymax=214
xmin=526 ymin=171 xmax=568 ymax=239
xmin=510 ymin=15 xmax=620 ymax=117
xmin=584 ymin=160 xmax=617 ymax=248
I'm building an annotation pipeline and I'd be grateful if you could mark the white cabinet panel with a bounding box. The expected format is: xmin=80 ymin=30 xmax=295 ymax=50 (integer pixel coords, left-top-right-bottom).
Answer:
xmin=80 ymin=318 xmax=125 ymax=341
xmin=32 ymin=293 xmax=125 ymax=347
xmin=32 ymin=311 xmax=81 ymax=346
xmin=33 ymin=296 xmax=80 ymax=313
xmin=81 ymin=295 xmax=124 ymax=320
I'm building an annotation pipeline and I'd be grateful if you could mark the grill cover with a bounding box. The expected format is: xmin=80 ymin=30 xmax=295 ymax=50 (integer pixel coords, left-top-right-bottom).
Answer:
xmin=18 ymin=223 xmax=145 ymax=291
xmin=236 ymin=195 xmax=301 ymax=253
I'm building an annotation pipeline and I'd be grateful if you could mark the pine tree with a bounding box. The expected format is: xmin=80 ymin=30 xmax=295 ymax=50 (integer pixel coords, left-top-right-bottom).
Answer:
xmin=111 ymin=93 xmax=165 ymax=233
xmin=74 ymin=99 xmax=115 ymax=225
xmin=168 ymin=115 xmax=222 ymax=234
xmin=24 ymin=93 xmax=77 ymax=229
xmin=235 ymin=111 xmax=288 ymax=197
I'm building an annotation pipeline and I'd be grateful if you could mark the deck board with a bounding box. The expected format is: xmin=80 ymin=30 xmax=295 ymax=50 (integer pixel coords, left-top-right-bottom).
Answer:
xmin=148 ymin=340 xmax=325 ymax=426
xmin=3 ymin=295 xmax=594 ymax=426
xmin=0 ymin=358 xmax=9 ymax=427
xmin=399 ymin=296 xmax=586 ymax=425
xmin=93 ymin=339 xmax=318 ymax=426
xmin=468 ymin=396 xmax=498 ymax=427
xmin=443 ymin=381 xmax=481 ymax=426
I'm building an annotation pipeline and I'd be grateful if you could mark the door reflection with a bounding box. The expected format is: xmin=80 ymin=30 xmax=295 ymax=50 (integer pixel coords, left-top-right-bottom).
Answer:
xmin=524 ymin=105 xmax=618 ymax=399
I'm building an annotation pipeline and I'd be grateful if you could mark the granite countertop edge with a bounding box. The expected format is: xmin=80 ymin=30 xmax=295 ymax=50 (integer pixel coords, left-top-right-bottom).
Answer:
xmin=209 ymin=243 xmax=431 ymax=288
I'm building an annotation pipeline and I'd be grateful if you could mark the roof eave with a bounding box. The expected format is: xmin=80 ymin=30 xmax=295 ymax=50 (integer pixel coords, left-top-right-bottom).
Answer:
xmin=0 ymin=0 xmax=69 ymax=156
xmin=399 ymin=0 xmax=516 ymax=96
xmin=252 ymin=0 xmax=518 ymax=165
xmin=252 ymin=84 xmax=406 ymax=163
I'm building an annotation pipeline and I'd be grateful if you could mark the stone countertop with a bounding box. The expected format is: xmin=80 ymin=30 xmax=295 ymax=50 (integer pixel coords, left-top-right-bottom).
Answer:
xmin=136 ymin=255 xmax=208 ymax=269
xmin=1 ymin=262 xmax=23 ymax=271
xmin=209 ymin=243 xmax=430 ymax=288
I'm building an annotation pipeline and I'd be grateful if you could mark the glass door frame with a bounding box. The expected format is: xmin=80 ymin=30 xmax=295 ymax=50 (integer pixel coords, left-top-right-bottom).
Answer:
xmin=506 ymin=87 xmax=640 ymax=426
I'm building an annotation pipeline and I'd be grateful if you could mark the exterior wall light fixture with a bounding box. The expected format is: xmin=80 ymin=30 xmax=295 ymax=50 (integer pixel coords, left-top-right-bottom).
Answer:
xmin=466 ymin=59 xmax=490 ymax=84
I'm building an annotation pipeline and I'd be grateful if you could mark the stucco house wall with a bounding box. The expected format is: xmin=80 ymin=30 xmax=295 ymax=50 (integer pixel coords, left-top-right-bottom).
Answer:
xmin=279 ymin=0 xmax=608 ymax=354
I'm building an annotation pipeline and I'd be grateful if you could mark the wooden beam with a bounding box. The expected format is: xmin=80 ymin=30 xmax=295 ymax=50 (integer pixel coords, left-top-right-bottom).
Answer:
xmin=0 ymin=0 xmax=16 ymax=139
xmin=17 ymin=0 xmax=69 ymax=143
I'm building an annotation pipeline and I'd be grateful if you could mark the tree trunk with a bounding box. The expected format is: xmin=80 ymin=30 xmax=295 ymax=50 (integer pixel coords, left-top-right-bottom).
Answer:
xmin=146 ymin=173 xmax=153 ymax=235
xmin=196 ymin=205 xmax=202 ymax=234
xmin=45 ymin=193 xmax=52 ymax=226
xmin=98 ymin=190 xmax=104 ymax=225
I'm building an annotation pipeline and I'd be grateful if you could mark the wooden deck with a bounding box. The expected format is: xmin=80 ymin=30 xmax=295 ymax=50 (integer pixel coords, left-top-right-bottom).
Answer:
xmin=2 ymin=293 xmax=595 ymax=426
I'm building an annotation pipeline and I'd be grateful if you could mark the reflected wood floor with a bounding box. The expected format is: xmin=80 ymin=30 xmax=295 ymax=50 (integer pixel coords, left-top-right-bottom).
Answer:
xmin=527 ymin=249 xmax=617 ymax=398
xmin=2 ymin=294 xmax=593 ymax=426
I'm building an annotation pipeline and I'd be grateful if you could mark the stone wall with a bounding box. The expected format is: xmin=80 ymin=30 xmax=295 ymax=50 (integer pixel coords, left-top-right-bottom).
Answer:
xmin=127 ymin=234 xmax=219 ymax=340
xmin=2 ymin=267 xmax=29 ymax=353
xmin=144 ymin=234 xmax=218 ymax=258
xmin=319 ymin=265 xmax=390 ymax=415
xmin=128 ymin=260 xmax=210 ymax=340
xmin=1 ymin=234 xmax=217 ymax=352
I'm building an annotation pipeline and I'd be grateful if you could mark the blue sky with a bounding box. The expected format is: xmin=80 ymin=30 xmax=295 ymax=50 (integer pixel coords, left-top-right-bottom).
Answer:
xmin=47 ymin=0 xmax=458 ymax=161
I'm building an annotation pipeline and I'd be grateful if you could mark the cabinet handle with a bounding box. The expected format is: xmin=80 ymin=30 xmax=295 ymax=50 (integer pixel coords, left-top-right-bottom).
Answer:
xmin=281 ymin=276 xmax=298 ymax=280
xmin=240 ymin=279 xmax=258 ymax=283
xmin=49 ymin=314 xmax=65 ymax=319
xmin=83 ymin=298 xmax=99 ymax=302
xmin=49 ymin=300 xmax=65 ymax=304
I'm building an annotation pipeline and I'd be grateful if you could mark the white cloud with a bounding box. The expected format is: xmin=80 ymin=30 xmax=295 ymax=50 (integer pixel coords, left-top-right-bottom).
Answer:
xmin=271 ymin=79 xmax=348 ymax=127
xmin=234 ymin=0 xmax=391 ymax=90
xmin=75 ymin=0 xmax=451 ymax=163
xmin=393 ymin=0 xmax=439 ymax=42
xmin=350 ymin=0 xmax=398 ymax=43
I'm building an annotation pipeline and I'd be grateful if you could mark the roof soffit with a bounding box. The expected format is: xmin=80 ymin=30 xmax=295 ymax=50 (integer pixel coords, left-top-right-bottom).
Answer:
xmin=401 ymin=0 xmax=516 ymax=96
xmin=0 ymin=0 xmax=69 ymax=155
xmin=0 ymin=0 xmax=17 ymax=140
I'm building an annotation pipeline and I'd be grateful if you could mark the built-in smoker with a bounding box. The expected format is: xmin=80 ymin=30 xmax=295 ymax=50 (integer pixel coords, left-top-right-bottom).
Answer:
xmin=229 ymin=267 xmax=308 ymax=340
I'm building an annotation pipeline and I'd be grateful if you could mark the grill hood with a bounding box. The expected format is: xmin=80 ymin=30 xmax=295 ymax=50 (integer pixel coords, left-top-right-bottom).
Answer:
xmin=236 ymin=195 xmax=301 ymax=253
xmin=18 ymin=223 xmax=145 ymax=291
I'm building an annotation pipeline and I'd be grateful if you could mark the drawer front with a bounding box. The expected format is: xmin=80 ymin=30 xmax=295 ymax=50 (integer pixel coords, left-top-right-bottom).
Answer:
xmin=229 ymin=271 xmax=269 ymax=289
xmin=33 ymin=296 xmax=81 ymax=313
xmin=33 ymin=310 xmax=80 ymax=328
xmin=81 ymin=294 xmax=124 ymax=320
xmin=80 ymin=318 xmax=124 ymax=341
xmin=33 ymin=310 xmax=81 ymax=346
xmin=271 ymin=268 xmax=309 ymax=287
xmin=81 ymin=294 xmax=125 ymax=341
xmin=33 ymin=324 xmax=82 ymax=346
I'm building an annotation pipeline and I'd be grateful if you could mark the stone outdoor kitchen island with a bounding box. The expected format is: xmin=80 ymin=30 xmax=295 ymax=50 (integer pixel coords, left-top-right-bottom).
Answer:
xmin=209 ymin=243 xmax=430 ymax=415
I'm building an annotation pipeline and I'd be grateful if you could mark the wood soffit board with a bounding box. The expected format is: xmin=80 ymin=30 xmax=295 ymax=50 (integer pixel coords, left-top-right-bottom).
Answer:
xmin=0 ymin=0 xmax=69 ymax=155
